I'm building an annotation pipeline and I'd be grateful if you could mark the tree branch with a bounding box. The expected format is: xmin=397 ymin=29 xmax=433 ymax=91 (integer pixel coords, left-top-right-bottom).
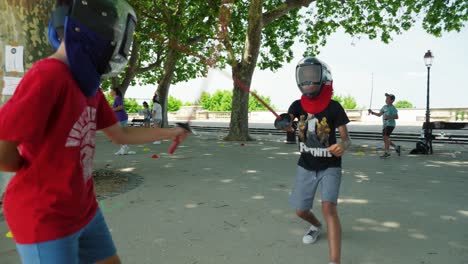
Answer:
xmin=136 ymin=44 xmax=164 ymax=74
xmin=262 ymin=0 xmax=315 ymax=27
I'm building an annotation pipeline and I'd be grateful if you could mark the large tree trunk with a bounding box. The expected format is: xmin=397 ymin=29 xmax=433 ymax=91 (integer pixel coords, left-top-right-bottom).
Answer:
xmin=157 ymin=47 xmax=179 ymax=127
xmin=225 ymin=63 xmax=255 ymax=141
xmin=225 ymin=0 xmax=263 ymax=141
xmin=0 ymin=1 xmax=54 ymax=105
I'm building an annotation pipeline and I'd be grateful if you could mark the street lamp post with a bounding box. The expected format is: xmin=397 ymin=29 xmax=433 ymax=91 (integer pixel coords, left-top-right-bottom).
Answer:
xmin=423 ymin=50 xmax=434 ymax=154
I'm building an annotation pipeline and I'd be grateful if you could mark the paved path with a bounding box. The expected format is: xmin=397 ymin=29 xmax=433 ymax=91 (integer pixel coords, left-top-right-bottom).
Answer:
xmin=1 ymin=131 xmax=467 ymax=264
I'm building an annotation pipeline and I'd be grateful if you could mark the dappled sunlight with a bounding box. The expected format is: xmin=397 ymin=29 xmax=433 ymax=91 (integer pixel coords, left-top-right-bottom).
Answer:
xmin=425 ymin=164 xmax=442 ymax=168
xmin=119 ymin=167 xmax=136 ymax=172
xmin=220 ymin=179 xmax=233 ymax=183
xmin=261 ymin=147 xmax=280 ymax=151
xmin=202 ymin=153 xmax=213 ymax=156
xmin=430 ymin=160 xmax=468 ymax=167
xmin=457 ymin=210 xmax=468 ymax=217
xmin=244 ymin=170 xmax=258 ymax=174
xmin=440 ymin=215 xmax=457 ymax=221
xmin=448 ymin=241 xmax=468 ymax=250
xmin=251 ymin=195 xmax=265 ymax=200
xmin=382 ymin=221 xmax=400 ymax=228
xmin=408 ymin=229 xmax=428 ymax=240
xmin=275 ymin=152 xmax=291 ymax=155
xmin=203 ymin=167 xmax=213 ymax=170
xmin=337 ymin=198 xmax=368 ymax=204
xmin=428 ymin=180 xmax=441 ymax=184
xmin=354 ymin=173 xmax=370 ymax=183
xmin=356 ymin=218 xmax=378 ymax=225
xmin=270 ymin=187 xmax=290 ymax=193
xmin=352 ymin=218 xmax=400 ymax=233
xmin=163 ymin=163 xmax=174 ymax=168
xmin=376 ymin=171 xmax=384 ymax=175
xmin=267 ymin=156 xmax=276 ymax=159
xmin=184 ymin=203 xmax=198 ymax=209
xmin=409 ymin=233 xmax=428 ymax=239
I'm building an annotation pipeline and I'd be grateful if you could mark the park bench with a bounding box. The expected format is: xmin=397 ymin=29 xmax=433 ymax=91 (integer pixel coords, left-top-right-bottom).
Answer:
xmin=412 ymin=121 xmax=468 ymax=154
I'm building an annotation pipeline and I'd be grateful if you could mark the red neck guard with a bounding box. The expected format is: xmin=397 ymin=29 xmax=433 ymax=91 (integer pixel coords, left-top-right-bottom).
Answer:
xmin=300 ymin=83 xmax=333 ymax=114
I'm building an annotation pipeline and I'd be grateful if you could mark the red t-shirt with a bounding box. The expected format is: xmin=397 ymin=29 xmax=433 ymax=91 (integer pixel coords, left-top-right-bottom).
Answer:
xmin=0 ymin=58 xmax=118 ymax=244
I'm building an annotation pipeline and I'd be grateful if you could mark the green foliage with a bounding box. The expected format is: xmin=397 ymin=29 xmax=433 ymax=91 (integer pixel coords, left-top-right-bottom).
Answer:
xmin=332 ymin=94 xmax=357 ymax=109
xmin=200 ymin=90 xmax=233 ymax=111
xmin=342 ymin=96 xmax=357 ymax=109
xmin=455 ymin=111 xmax=467 ymax=121
xmin=394 ymin=100 xmax=414 ymax=108
xmin=302 ymin=0 xmax=468 ymax=55
xmin=199 ymin=90 xmax=274 ymax=111
xmin=125 ymin=98 xmax=141 ymax=113
xmin=248 ymin=90 xmax=274 ymax=111
xmin=332 ymin=94 xmax=343 ymax=105
xmin=126 ymin=0 xmax=222 ymax=87
xmin=167 ymin=96 xmax=183 ymax=112
xmin=229 ymin=2 xmax=300 ymax=71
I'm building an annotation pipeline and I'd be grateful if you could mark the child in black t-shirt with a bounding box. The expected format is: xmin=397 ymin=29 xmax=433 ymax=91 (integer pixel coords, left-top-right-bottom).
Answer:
xmin=277 ymin=57 xmax=351 ymax=264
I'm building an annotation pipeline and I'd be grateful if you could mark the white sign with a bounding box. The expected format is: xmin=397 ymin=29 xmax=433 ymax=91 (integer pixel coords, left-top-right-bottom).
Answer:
xmin=5 ymin=45 xmax=24 ymax=73
xmin=2 ymin=77 xmax=22 ymax=95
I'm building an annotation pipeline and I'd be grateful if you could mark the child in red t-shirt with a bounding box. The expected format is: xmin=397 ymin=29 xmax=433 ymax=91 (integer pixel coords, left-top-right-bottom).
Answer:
xmin=0 ymin=1 xmax=188 ymax=263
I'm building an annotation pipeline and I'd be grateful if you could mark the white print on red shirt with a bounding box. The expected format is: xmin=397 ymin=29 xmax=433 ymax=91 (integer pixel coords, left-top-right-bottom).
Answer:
xmin=65 ymin=106 xmax=97 ymax=182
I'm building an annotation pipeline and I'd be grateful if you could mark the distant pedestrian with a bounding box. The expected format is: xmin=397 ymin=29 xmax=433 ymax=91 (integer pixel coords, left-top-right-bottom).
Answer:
xmin=152 ymin=95 xmax=163 ymax=144
xmin=368 ymin=93 xmax=401 ymax=158
xmin=111 ymin=88 xmax=133 ymax=155
xmin=142 ymin=101 xmax=152 ymax=128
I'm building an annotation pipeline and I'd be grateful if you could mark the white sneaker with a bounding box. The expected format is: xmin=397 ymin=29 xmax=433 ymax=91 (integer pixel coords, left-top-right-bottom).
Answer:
xmin=302 ymin=225 xmax=321 ymax=244
xmin=115 ymin=145 xmax=130 ymax=155
xmin=114 ymin=148 xmax=125 ymax=155
xmin=153 ymin=141 xmax=161 ymax=145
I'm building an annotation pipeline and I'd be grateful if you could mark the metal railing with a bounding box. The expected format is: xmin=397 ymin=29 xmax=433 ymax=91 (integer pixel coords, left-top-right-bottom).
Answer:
xmin=187 ymin=125 xmax=468 ymax=144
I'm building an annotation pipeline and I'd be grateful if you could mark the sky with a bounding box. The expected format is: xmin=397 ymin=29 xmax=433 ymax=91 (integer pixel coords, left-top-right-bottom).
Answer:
xmin=126 ymin=23 xmax=468 ymax=111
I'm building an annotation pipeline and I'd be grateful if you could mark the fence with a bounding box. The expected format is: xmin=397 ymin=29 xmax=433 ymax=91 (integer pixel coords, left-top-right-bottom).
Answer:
xmin=167 ymin=107 xmax=468 ymax=123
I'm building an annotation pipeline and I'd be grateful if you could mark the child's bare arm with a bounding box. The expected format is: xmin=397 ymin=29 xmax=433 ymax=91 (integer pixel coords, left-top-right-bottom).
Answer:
xmin=327 ymin=125 xmax=351 ymax=157
xmin=101 ymin=123 xmax=188 ymax=145
xmin=368 ymin=110 xmax=383 ymax=117
xmin=0 ymin=140 xmax=23 ymax=172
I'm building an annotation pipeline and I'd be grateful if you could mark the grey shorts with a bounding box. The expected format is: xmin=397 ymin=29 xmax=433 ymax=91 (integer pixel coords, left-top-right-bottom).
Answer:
xmin=289 ymin=166 xmax=342 ymax=211
xmin=153 ymin=119 xmax=162 ymax=126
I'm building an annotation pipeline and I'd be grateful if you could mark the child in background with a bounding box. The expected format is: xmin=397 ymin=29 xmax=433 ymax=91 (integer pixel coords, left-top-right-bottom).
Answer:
xmin=142 ymin=101 xmax=152 ymax=128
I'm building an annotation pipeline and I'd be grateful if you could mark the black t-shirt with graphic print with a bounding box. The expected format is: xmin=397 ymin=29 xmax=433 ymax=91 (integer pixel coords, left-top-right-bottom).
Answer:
xmin=288 ymin=99 xmax=350 ymax=171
